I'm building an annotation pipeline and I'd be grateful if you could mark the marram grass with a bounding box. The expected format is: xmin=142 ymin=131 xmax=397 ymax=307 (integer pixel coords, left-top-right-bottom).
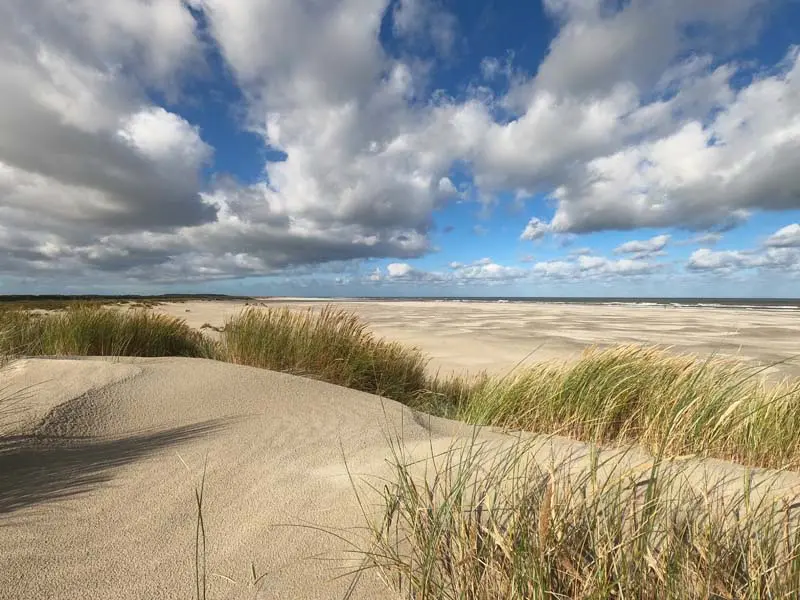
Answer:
xmin=218 ymin=306 xmax=430 ymax=402
xmin=444 ymin=346 xmax=800 ymax=470
xmin=0 ymin=304 xmax=213 ymax=358
xmin=354 ymin=436 xmax=800 ymax=600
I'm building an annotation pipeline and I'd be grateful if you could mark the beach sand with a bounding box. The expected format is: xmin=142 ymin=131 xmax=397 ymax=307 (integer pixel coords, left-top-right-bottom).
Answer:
xmin=3 ymin=299 xmax=800 ymax=599
xmin=156 ymin=299 xmax=800 ymax=377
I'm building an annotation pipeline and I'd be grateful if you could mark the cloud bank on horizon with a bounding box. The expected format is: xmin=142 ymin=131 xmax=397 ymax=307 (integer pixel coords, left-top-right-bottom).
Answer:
xmin=1 ymin=0 xmax=799 ymax=296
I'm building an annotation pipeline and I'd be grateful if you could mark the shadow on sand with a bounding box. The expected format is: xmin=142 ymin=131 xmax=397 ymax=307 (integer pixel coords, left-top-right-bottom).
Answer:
xmin=0 ymin=419 xmax=228 ymax=514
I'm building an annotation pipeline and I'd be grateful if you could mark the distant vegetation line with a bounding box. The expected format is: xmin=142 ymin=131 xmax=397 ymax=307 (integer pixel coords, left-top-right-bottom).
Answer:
xmin=0 ymin=294 xmax=256 ymax=311
xmin=0 ymin=294 xmax=254 ymax=301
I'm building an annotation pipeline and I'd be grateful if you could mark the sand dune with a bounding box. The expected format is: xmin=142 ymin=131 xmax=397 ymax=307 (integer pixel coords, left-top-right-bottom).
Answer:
xmin=1 ymin=357 xmax=416 ymax=599
xmin=3 ymin=356 xmax=800 ymax=599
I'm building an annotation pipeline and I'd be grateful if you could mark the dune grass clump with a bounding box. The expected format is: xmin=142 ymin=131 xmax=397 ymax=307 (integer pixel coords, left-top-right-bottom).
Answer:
xmin=219 ymin=306 xmax=429 ymax=402
xmin=439 ymin=346 xmax=800 ymax=470
xmin=358 ymin=438 xmax=800 ymax=600
xmin=0 ymin=304 xmax=212 ymax=358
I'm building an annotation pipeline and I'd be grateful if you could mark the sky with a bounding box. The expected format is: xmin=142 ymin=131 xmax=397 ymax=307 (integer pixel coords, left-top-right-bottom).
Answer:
xmin=1 ymin=0 xmax=800 ymax=298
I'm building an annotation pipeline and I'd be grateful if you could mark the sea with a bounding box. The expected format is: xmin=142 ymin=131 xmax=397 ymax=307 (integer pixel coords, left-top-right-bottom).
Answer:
xmin=307 ymin=297 xmax=800 ymax=311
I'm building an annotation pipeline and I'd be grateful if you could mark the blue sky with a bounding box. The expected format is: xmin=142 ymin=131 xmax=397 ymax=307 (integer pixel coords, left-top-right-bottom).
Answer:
xmin=1 ymin=0 xmax=800 ymax=297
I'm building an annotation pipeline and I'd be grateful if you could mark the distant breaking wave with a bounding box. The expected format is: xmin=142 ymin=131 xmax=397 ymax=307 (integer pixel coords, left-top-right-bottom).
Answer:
xmin=328 ymin=297 xmax=800 ymax=311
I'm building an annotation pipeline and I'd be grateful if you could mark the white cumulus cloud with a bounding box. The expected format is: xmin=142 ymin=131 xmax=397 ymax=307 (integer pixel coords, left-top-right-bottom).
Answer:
xmin=765 ymin=223 xmax=800 ymax=248
xmin=520 ymin=217 xmax=550 ymax=241
xmin=614 ymin=234 xmax=670 ymax=257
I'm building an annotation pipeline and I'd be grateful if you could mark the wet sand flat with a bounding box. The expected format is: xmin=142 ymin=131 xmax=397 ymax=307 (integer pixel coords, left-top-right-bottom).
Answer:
xmin=155 ymin=299 xmax=800 ymax=377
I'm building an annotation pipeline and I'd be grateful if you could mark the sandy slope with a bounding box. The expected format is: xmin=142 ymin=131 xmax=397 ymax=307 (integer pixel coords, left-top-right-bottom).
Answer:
xmin=1 ymin=357 xmax=426 ymax=599
xmin=3 ymin=357 xmax=800 ymax=599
